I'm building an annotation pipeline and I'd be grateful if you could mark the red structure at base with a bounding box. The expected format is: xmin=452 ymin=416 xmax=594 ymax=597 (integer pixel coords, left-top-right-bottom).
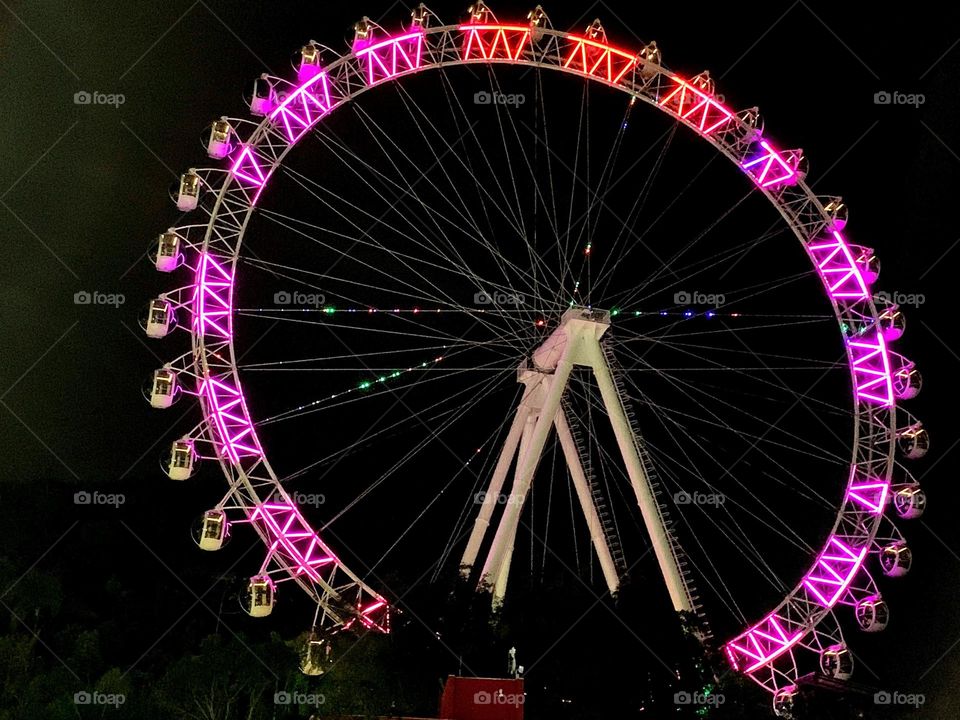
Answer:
xmin=439 ymin=676 xmax=525 ymax=720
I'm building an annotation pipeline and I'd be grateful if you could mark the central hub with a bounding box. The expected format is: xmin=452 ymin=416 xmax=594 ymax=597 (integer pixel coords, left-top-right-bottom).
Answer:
xmin=530 ymin=306 xmax=611 ymax=372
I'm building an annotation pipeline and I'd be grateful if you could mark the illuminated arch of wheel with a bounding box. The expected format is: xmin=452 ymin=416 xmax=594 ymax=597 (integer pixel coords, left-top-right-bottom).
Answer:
xmin=154 ymin=4 xmax=927 ymax=704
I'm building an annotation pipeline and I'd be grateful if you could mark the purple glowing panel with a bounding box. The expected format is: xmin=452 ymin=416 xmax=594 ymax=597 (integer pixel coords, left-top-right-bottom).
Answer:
xmin=849 ymin=331 xmax=895 ymax=406
xmin=230 ymin=145 xmax=267 ymax=189
xmin=725 ymin=613 xmax=804 ymax=673
xmin=194 ymin=252 xmax=233 ymax=339
xmin=268 ymin=72 xmax=333 ymax=144
xmin=803 ymin=537 xmax=868 ymax=607
xmin=354 ymin=31 xmax=425 ymax=85
xmin=202 ymin=377 xmax=261 ymax=462
xmin=741 ymin=140 xmax=796 ymax=188
xmin=847 ymin=481 xmax=890 ymax=515
xmin=807 ymin=231 xmax=870 ymax=300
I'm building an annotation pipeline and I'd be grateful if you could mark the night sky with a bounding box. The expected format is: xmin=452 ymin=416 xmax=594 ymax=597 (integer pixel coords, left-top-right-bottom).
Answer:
xmin=1 ymin=1 xmax=959 ymax=717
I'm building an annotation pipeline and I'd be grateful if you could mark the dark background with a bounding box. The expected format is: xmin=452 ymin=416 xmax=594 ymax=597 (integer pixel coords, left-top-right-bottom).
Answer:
xmin=0 ymin=0 xmax=958 ymax=717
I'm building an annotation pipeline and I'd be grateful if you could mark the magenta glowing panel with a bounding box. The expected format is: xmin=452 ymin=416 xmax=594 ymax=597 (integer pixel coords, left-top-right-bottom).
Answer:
xmin=230 ymin=145 xmax=267 ymax=189
xmin=741 ymin=140 xmax=796 ymax=188
xmin=249 ymin=502 xmax=336 ymax=582
xmin=849 ymin=331 xmax=895 ymax=406
xmin=659 ymin=77 xmax=734 ymax=135
xmin=201 ymin=377 xmax=261 ymax=462
xmin=803 ymin=537 xmax=868 ymax=607
xmin=807 ymin=231 xmax=870 ymax=300
xmin=562 ymin=35 xmax=638 ymax=84
xmin=459 ymin=23 xmax=531 ymax=61
xmin=725 ymin=613 xmax=804 ymax=674
xmin=354 ymin=31 xmax=425 ymax=85
xmin=847 ymin=481 xmax=890 ymax=514
xmin=194 ymin=252 xmax=233 ymax=339
xmin=269 ymin=72 xmax=333 ymax=144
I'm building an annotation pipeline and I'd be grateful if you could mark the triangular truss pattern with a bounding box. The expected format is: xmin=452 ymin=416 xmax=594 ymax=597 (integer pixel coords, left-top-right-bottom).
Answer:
xmin=849 ymin=331 xmax=895 ymax=406
xmin=460 ymin=23 xmax=531 ymax=60
xmin=201 ymin=377 xmax=260 ymax=462
xmin=803 ymin=538 xmax=869 ymax=606
xmin=726 ymin=614 xmax=804 ymax=673
xmin=658 ymin=77 xmax=733 ymax=134
xmin=741 ymin=139 xmax=796 ymax=188
xmin=193 ymin=252 xmax=232 ymax=339
xmin=806 ymin=231 xmax=870 ymax=300
xmin=562 ymin=34 xmax=637 ymax=84
xmin=269 ymin=72 xmax=333 ymax=144
xmin=355 ymin=31 xmax=425 ymax=85
xmin=846 ymin=481 xmax=890 ymax=514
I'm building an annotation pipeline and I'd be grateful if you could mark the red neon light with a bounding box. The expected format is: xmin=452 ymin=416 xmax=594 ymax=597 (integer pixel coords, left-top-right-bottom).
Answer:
xmin=459 ymin=24 xmax=531 ymax=61
xmin=562 ymin=35 xmax=637 ymax=84
xmin=659 ymin=77 xmax=733 ymax=134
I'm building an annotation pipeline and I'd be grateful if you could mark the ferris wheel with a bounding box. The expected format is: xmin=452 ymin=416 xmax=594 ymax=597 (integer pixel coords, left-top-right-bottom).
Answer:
xmin=142 ymin=3 xmax=928 ymax=714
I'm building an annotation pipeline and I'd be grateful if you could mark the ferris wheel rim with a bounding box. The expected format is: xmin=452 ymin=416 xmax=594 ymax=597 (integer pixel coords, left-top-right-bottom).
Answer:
xmin=161 ymin=7 xmax=916 ymax=695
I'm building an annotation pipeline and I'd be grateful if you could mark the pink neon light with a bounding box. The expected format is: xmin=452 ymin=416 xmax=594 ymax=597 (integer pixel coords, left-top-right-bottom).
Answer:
xmin=803 ymin=538 xmax=868 ymax=606
xmin=459 ymin=24 xmax=531 ymax=61
xmin=268 ymin=72 xmax=333 ymax=144
xmin=726 ymin=612 xmax=804 ymax=673
xmin=807 ymin=231 xmax=870 ymax=300
xmin=201 ymin=378 xmax=261 ymax=462
xmin=562 ymin=35 xmax=637 ymax=84
xmin=249 ymin=502 xmax=336 ymax=582
xmin=194 ymin=253 xmax=232 ymax=339
xmin=230 ymin=145 xmax=267 ymax=188
xmin=849 ymin=331 xmax=895 ymax=406
xmin=659 ymin=77 xmax=734 ymax=134
xmin=741 ymin=140 xmax=796 ymax=188
xmin=847 ymin=481 xmax=890 ymax=514
xmin=355 ymin=31 xmax=425 ymax=85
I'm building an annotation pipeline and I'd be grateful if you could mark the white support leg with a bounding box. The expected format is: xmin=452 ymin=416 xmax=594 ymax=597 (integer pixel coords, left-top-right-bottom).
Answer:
xmin=587 ymin=342 xmax=693 ymax=613
xmin=554 ymin=409 xmax=621 ymax=596
xmin=459 ymin=392 xmax=532 ymax=577
xmin=480 ymin=346 xmax=575 ymax=602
